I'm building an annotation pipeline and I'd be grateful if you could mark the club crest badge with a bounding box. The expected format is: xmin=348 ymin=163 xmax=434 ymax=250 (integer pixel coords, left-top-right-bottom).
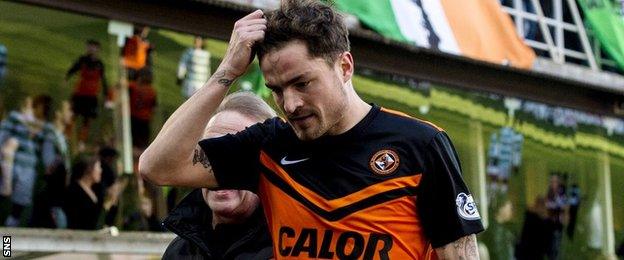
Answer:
xmin=369 ymin=149 xmax=400 ymax=175
xmin=456 ymin=193 xmax=481 ymax=220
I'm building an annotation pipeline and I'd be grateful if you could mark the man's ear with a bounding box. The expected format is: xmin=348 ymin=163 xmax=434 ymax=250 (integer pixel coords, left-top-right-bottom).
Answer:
xmin=338 ymin=52 xmax=354 ymax=83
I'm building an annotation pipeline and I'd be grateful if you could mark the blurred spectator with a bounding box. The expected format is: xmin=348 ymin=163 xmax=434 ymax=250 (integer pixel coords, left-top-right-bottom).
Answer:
xmin=567 ymin=183 xmax=581 ymax=239
xmin=618 ymin=238 xmax=624 ymax=259
xmin=97 ymin=146 xmax=119 ymax=198
xmin=0 ymin=99 xmax=4 ymax=119
xmin=177 ymin=36 xmax=211 ymax=99
xmin=0 ymin=43 xmax=6 ymax=86
xmin=0 ymin=96 xmax=41 ymax=227
xmin=57 ymin=102 xmax=74 ymax=143
xmin=65 ymin=39 xmax=109 ymax=147
xmin=546 ymin=174 xmax=566 ymax=224
xmin=140 ymin=193 xmax=161 ymax=231
xmin=546 ymin=173 xmax=567 ymax=260
xmin=32 ymin=95 xmax=53 ymax=130
xmin=122 ymin=26 xmax=153 ymax=81
xmin=123 ymin=147 xmax=163 ymax=232
xmin=64 ymin=154 xmax=103 ymax=230
xmin=0 ymin=134 xmax=17 ymax=198
xmin=123 ymin=192 xmax=161 ymax=231
xmin=129 ymin=69 xmax=157 ymax=149
xmin=515 ymin=196 xmax=550 ymax=260
xmin=487 ymin=126 xmax=523 ymax=201
xmin=31 ymin=96 xmax=71 ymax=229
xmin=97 ymin=146 xmax=121 ymax=226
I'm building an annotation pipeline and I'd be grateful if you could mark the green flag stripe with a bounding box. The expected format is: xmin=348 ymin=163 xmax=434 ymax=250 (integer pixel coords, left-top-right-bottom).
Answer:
xmin=333 ymin=0 xmax=410 ymax=43
xmin=577 ymin=0 xmax=624 ymax=72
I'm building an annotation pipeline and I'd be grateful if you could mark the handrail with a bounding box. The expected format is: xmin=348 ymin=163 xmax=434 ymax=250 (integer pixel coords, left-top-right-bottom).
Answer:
xmin=0 ymin=227 xmax=174 ymax=255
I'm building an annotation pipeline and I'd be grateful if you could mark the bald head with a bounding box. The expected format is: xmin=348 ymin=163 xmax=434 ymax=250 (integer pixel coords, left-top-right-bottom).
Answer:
xmin=204 ymin=110 xmax=260 ymax=139
xmin=205 ymin=91 xmax=276 ymax=138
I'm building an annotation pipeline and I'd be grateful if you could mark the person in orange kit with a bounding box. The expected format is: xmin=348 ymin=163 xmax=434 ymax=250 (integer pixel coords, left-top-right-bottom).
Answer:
xmin=129 ymin=69 xmax=157 ymax=150
xmin=141 ymin=1 xmax=483 ymax=259
xmin=122 ymin=26 xmax=153 ymax=81
xmin=65 ymin=39 xmax=110 ymax=145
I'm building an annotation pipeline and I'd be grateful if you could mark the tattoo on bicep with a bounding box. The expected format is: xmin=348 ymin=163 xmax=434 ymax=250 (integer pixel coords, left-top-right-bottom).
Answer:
xmin=192 ymin=148 xmax=211 ymax=169
xmin=439 ymin=235 xmax=478 ymax=260
xmin=214 ymin=70 xmax=234 ymax=88
xmin=466 ymin=235 xmax=478 ymax=258
xmin=453 ymin=237 xmax=466 ymax=260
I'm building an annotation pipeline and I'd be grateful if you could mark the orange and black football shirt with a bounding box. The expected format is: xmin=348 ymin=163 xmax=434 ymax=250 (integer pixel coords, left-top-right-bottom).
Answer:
xmin=199 ymin=105 xmax=484 ymax=259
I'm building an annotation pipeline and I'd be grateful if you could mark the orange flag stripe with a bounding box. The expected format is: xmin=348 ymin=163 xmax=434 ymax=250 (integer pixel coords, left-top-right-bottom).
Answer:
xmin=440 ymin=0 xmax=536 ymax=68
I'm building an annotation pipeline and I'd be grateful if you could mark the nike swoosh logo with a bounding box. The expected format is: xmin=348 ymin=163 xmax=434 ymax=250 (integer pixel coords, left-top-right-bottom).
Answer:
xmin=280 ymin=156 xmax=310 ymax=165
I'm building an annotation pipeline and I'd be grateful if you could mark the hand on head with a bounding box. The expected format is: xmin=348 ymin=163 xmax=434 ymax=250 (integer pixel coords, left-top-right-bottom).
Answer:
xmin=220 ymin=10 xmax=267 ymax=78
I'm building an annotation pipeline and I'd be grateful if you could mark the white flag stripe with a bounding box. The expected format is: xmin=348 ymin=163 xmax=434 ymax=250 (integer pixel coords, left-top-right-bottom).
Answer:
xmin=421 ymin=0 xmax=460 ymax=54
xmin=390 ymin=0 xmax=460 ymax=54
xmin=391 ymin=0 xmax=429 ymax=47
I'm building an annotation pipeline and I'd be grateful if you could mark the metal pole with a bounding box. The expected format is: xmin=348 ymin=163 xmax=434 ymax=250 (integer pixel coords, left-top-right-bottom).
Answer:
xmin=109 ymin=35 xmax=124 ymax=176
xmin=469 ymin=120 xmax=489 ymax=229
xmin=598 ymin=152 xmax=616 ymax=258
xmin=108 ymin=20 xmax=134 ymax=174
xmin=118 ymin=63 xmax=133 ymax=174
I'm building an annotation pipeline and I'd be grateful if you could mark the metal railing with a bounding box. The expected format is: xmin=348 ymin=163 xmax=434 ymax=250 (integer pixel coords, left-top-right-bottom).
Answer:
xmin=0 ymin=227 xmax=174 ymax=257
xmin=501 ymin=0 xmax=618 ymax=72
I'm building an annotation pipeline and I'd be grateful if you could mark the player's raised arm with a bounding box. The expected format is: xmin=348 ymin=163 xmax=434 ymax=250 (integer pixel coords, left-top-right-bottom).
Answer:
xmin=139 ymin=10 xmax=267 ymax=188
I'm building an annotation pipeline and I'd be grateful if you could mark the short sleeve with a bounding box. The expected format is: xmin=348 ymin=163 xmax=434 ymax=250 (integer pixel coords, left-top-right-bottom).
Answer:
xmin=198 ymin=118 xmax=277 ymax=192
xmin=417 ymin=132 xmax=484 ymax=248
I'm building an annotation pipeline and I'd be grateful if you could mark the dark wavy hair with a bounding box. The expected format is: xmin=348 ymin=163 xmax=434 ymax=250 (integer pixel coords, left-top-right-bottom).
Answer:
xmin=257 ymin=0 xmax=350 ymax=65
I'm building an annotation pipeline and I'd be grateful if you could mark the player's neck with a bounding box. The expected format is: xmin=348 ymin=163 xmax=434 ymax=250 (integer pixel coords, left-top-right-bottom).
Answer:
xmin=328 ymin=94 xmax=371 ymax=136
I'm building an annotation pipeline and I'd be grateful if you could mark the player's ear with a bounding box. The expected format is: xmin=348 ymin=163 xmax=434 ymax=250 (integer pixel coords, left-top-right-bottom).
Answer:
xmin=338 ymin=52 xmax=353 ymax=84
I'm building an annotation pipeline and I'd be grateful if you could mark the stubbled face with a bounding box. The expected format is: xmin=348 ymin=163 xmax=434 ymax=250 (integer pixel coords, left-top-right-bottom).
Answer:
xmin=203 ymin=111 xmax=260 ymax=216
xmin=261 ymin=41 xmax=348 ymax=141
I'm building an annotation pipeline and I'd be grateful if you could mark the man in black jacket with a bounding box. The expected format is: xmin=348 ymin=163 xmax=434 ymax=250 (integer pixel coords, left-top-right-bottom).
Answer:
xmin=162 ymin=189 xmax=272 ymax=259
xmin=162 ymin=92 xmax=276 ymax=259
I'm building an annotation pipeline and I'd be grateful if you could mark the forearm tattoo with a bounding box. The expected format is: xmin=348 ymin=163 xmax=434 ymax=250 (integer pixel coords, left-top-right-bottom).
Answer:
xmin=438 ymin=235 xmax=478 ymax=260
xmin=192 ymin=148 xmax=211 ymax=169
xmin=214 ymin=70 xmax=234 ymax=88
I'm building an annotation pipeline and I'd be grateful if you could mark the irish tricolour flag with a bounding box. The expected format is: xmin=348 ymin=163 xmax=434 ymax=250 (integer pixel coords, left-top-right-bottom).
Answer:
xmin=334 ymin=0 xmax=536 ymax=68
